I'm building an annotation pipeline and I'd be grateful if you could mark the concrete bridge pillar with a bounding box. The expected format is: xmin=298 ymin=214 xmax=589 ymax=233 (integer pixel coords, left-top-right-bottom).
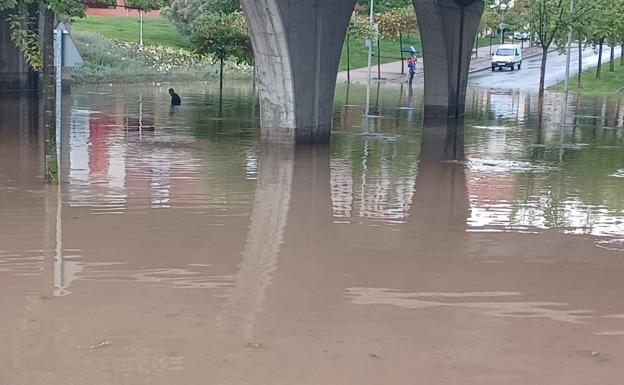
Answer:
xmin=412 ymin=0 xmax=484 ymax=119
xmin=241 ymin=0 xmax=356 ymax=144
xmin=241 ymin=0 xmax=482 ymax=146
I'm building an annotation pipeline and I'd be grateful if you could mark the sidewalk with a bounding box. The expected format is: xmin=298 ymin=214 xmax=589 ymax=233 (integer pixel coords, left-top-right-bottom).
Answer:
xmin=337 ymin=43 xmax=544 ymax=84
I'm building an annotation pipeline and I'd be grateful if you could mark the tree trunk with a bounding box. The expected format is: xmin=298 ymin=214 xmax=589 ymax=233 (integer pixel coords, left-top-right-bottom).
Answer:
xmin=537 ymin=46 xmax=548 ymax=128
xmin=399 ymin=32 xmax=404 ymax=74
xmin=489 ymin=32 xmax=493 ymax=56
xmin=609 ymin=38 xmax=615 ymax=72
xmin=377 ymin=39 xmax=381 ymax=79
xmin=219 ymin=56 xmax=224 ymax=91
xmin=346 ymin=34 xmax=351 ymax=82
xmin=40 ymin=2 xmax=57 ymax=185
xmin=578 ymin=39 xmax=582 ymax=88
xmin=621 ymin=38 xmax=624 ymax=65
xmin=596 ymin=38 xmax=604 ymax=79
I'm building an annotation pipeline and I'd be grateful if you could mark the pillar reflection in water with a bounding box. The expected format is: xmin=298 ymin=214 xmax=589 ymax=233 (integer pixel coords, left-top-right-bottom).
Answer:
xmin=421 ymin=115 xmax=465 ymax=161
xmin=409 ymin=115 xmax=469 ymax=247
xmin=218 ymin=145 xmax=333 ymax=341
xmin=218 ymin=146 xmax=294 ymax=339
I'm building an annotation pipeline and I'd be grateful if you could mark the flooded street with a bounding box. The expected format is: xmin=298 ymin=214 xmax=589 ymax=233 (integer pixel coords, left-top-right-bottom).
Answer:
xmin=2 ymin=82 xmax=624 ymax=384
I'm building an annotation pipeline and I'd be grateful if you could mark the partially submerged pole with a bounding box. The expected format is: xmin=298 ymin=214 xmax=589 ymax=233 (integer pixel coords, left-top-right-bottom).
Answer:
xmin=40 ymin=2 xmax=58 ymax=184
xmin=364 ymin=0 xmax=374 ymax=117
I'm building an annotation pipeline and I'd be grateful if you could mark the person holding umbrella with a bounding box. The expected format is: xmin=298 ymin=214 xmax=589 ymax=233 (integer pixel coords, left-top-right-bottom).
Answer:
xmin=402 ymin=46 xmax=419 ymax=86
xmin=407 ymin=55 xmax=417 ymax=86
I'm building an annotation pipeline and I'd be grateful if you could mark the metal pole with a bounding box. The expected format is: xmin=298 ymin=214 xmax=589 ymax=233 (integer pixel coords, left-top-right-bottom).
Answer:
xmin=54 ymin=25 xmax=62 ymax=167
xmin=563 ymin=0 xmax=574 ymax=94
xmin=500 ymin=6 xmax=504 ymax=45
xmin=364 ymin=0 xmax=374 ymax=117
xmin=140 ymin=11 xmax=144 ymax=47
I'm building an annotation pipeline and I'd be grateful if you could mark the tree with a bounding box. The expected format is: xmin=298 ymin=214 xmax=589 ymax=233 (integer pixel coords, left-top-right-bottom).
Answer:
xmin=125 ymin=0 xmax=171 ymax=46
xmin=345 ymin=12 xmax=369 ymax=81
xmin=506 ymin=0 xmax=530 ymax=48
xmin=480 ymin=4 xmax=500 ymax=56
xmin=527 ymin=0 xmax=594 ymax=123
xmin=375 ymin=6 xmax=416 ymax=74
xmin=189 ymin=11 xmax=252 ymax=90
xmin=164 ymin=0 xmax=239 ymax=34
xmin=2 ymin=0 xmax=84 ymax=70
xmin=584 ymin=0 xmax=620 ymax=78
xmin=495 ymin=0 xmax=514 ymax=44
xmin=356 ymin=0 xmax=412 ymax=14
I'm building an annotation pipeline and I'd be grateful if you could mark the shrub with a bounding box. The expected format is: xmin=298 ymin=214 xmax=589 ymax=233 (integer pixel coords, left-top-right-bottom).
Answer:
xmin=71 ymin=31 xmax=251 ymax=84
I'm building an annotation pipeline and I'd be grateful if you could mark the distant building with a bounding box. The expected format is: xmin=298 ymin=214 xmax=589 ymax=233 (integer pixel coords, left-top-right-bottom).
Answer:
xmin=84 ymin=0 xmax=161 ymax=17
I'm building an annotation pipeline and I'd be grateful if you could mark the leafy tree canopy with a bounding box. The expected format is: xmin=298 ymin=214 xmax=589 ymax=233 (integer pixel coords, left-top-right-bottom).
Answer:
xmin=125 ymin=0 xmax=171 ymax=12
xmin=2 ymin=0 xmax=85 ymax=70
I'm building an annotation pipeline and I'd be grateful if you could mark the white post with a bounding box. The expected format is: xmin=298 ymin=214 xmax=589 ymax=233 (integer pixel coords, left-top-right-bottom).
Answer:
xmin=140 ymin=10 xmax=144 ymax=47
xmin=563 ymin=0 xmax=574 ymax=94
xmin=364 ymin=0 xmax=375 ymax=117
xmin=139 ymin=95 xmax=143 ymax=139
xmin=560 ymin=0 xmax=574 ymax=163
xmin=500 ymin=4 xmax=505 ymax=45
xmin=54 ymin=25 xmax=63 ymax=165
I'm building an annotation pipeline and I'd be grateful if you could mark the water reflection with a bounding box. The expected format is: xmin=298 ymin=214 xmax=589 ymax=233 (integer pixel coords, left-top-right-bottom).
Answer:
xmin=3 ymin=83 xmax=624 ymax=382
xmin=218 ymin=147 xmax=294 ymax=339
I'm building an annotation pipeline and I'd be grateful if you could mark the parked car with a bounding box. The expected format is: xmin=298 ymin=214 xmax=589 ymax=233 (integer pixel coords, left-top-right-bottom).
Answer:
xmin=513 ymin=32 xmax=530 ymax=41
xmin=491 ymin=44 xmax=523 ymax=71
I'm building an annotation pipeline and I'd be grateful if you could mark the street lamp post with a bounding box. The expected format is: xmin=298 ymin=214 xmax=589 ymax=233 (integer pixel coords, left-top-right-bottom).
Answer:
xmin=364 ymin=0 xmax=375 ymax=117
xmin=563 ymin=0 xmax=574 ymax=94
xmin=499 ymin=3 xmax=507 ymax=45
xmin=140 ymin=10 xmax=144 ymax=47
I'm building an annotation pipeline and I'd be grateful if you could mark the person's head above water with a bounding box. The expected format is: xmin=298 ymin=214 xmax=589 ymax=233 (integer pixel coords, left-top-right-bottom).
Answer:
xmin=168 ymin=88 xmax=175 ymax=96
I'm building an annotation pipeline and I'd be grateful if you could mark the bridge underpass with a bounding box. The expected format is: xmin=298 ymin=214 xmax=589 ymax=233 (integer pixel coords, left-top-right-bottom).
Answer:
xmin=0 ymin=0 xmax=484 ymax=158
xmin=241 ymin=0 xmax=484 ymax=148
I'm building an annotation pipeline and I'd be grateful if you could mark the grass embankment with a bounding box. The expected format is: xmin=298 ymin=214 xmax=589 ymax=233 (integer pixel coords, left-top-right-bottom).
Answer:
xmin=71 ymin=16 xmax=498 ymax=80
xmin=75 ymin=16 xmax=496 ymax=70
xmin=71 ymin=16 xmax=252 ymax=84
xmin=72 ymin=15 xmax=189 ymax=49
xmin=550 ymin=62 xmax=624 ymax=93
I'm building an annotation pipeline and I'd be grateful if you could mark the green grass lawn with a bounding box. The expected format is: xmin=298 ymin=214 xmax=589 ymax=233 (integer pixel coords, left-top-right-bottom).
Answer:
xmin=73 ymin=16 xmax=500 ymax=73
xmin=339 ymin=34 xmax=421 ymax=72
xmin=550 ymin=61 xmax=624 ymax=93
xmin=72 ymin=16 xmax=190 ymax=49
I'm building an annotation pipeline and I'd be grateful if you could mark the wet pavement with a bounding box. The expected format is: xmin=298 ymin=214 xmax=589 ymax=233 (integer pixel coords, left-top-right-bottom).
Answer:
xmin=1 ymin=82 xmax=624 ymax=384
xmin=470 ymin=46 xmax=619 ymax=89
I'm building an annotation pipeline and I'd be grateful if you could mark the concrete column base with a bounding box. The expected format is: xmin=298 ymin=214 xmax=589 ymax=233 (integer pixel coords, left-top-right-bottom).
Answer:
xmin=412 ymin=0 xmax=484 ymax=119
xmin=242 ymin=0 xmax=356 ymax=145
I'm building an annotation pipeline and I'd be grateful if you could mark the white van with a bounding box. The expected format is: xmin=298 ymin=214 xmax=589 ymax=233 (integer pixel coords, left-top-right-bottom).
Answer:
xmin=491 ymin=44 xmax=522 ymax=71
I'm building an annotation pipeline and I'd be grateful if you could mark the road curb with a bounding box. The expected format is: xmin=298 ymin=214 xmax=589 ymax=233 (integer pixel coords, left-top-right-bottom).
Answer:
xmin=469 ymin=48 xmax=556 ymax=74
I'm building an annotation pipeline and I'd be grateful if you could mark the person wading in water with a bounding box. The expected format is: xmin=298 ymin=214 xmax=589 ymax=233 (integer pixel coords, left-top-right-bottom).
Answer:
xmin=169 ymin=88 xmax=182 ymax=107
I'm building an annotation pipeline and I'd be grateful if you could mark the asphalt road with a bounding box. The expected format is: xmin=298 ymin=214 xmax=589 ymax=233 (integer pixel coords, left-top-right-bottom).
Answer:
xmin=469 ymin=46 xmax=618 ymax=89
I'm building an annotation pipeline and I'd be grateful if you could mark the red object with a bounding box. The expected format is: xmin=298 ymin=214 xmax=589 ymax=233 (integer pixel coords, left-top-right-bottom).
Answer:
xmin=85 ymin=0 xmax=161 ymax=17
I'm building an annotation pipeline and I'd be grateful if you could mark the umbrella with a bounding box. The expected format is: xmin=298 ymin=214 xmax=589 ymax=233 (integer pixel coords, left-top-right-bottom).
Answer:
xmin=401 ymin=46 xmax=420 ymax=54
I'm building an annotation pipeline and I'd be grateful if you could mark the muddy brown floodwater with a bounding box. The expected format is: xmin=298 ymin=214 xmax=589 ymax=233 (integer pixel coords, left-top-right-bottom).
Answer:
xmin=1 ymin=82 xmax=624 ymax=384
